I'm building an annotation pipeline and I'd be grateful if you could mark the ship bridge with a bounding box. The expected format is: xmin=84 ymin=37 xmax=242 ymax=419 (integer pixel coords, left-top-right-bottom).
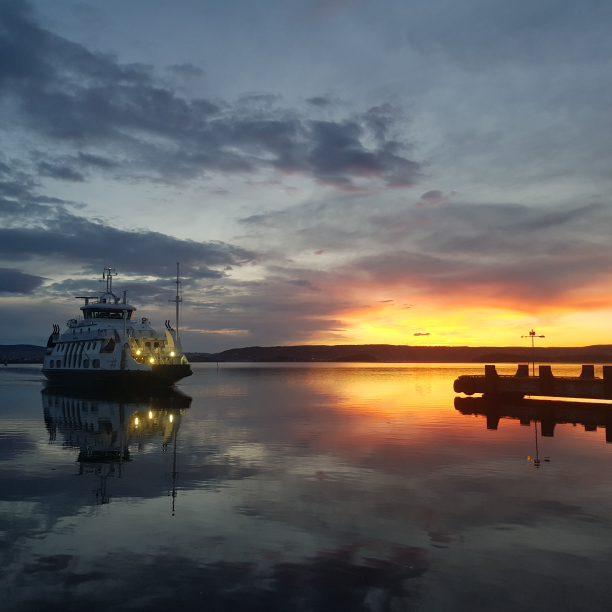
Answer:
xmin=80 ymin=298 xmax=137 ymax=321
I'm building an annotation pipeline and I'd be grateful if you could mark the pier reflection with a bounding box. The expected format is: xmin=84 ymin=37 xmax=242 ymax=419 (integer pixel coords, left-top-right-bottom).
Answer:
xmin=455 ymin=395 xmax=612 ymax=441
xmin=42 ymin=386 xmax=191 ymax=504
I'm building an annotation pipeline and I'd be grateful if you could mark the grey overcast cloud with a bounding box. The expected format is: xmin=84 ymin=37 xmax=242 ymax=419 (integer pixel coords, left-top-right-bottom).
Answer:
xmin=1 ymin=0 xmax=612 ymax=350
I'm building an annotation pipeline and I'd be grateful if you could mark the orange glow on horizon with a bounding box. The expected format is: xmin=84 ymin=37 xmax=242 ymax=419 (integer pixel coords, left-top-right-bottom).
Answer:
xmin=282 ymin=265 xmax=612 ymax=348
xmin=298 ymin=291 xmax=612 ymax=348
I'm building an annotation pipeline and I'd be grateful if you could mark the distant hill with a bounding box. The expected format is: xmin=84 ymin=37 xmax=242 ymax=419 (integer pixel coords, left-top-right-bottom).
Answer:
xmin=0 ymin=344 xmax=46 ymax=363
xmin=198 ymin=344 xmax=612 ymax=364
xmin=4 ymin=343 xmax=612 ymax=366
xmin=335 ymin=353 xmax=378 ymax=362
xmin=184 ymin=352 xmax=214 ymax=362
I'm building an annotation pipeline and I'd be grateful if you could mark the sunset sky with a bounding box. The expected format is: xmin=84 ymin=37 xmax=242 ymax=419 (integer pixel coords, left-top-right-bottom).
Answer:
xmin=1 ymin=0 xmax=612 ymax=351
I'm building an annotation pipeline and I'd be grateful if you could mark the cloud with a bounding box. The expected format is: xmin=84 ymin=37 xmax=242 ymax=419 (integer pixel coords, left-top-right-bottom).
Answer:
xmin=0 ymin=216 xmax=255 ymax=280
xmin=37 ymin=161 xmax=85 ymax=182
xmin=76 ymin=152 xmax=118 ymax=169
xmin=306 ymin=96 xmax=332 ymax=106
xmin=165 ymin=63 xmax=204 ymax=79
xmin=417 ymin=190 xmax=457 ymax=207
xmin=187 ymin=327 xmax=249 ymax=336
xmin=0 ymin=268 xmax=46 ymax=294
xmin=413 ymin=332 xmax=430 ymax=336
xmin=306 ymin=119 xmax=422 ymax=189
xmin=0 ymin=160 xmax=257 ymax=282
xmin=397 ymin=0 xmax=612 ymax=68
xmin=0 ymin=2 xmax=422 ymax=190
xmin=286 ymin=279 xmax=321 ymax=291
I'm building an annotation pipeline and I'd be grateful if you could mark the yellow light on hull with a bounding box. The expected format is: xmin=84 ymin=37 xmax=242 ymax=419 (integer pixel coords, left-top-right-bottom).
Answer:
xmin=170 ymin=414 xmax=173 ymax=422
xmin=136 ymin=349 xmax=141 ymax=355
xmin=150 ymin=357 xmax=155 ymax=363
xmin=149 ymin=411 xmax=153 ymax=419
xmin=135 ymin=417 xmax=139 ymax=425
xmin=170 ymin=351 xmax=175 ymax=357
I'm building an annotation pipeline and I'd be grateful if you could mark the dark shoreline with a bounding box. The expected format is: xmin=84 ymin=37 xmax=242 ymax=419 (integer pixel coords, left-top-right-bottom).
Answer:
xmin=185 ymin=344 xmax=612 ymax=364
xmin=5 ymin=343 xmax=612 ymax=365
xmin=0 ymin=344 xmax=612 ymax=365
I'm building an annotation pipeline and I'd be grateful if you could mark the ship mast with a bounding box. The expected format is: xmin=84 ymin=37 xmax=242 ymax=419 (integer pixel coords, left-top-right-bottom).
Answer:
xmin=172 ymin=263 xmax=182 ymax=345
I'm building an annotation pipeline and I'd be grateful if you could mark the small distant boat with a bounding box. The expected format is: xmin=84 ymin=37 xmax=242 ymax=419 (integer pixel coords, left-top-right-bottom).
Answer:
xmin=42 ymin=265 xmax=192 ymax=388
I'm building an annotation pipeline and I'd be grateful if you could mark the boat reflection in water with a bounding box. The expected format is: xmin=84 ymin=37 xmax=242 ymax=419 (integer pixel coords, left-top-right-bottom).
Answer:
xmin=455 ymin=395 xmax=612 ymax=441
xmin=42 ymin=386 xmax=191 ymax=507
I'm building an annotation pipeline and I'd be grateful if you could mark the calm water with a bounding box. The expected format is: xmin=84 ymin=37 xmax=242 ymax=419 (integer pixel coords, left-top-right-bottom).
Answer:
xmin=2 ymin=363 xmax=612 ymax=611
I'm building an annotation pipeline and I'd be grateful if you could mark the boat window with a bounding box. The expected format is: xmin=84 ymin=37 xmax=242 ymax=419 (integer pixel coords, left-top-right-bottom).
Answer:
xmin=154 ymin=342 xmax=160 ymax=348
xmin=83 ymin=309 xmax=133 ymax=320
xmin=49 ymin=361 xmax=53 ymax=368
xmin=83 ymin=359 xmax=90 ymax=368
xmin=92 ymin=359 xmax=100 ymax=368
xmin=145 ymin=342 xmax=151 ymax=348
xmin=56 ymin=360 xmax=61 ymax=368
xmin=87 ymin=342 xmax=91 ymax=350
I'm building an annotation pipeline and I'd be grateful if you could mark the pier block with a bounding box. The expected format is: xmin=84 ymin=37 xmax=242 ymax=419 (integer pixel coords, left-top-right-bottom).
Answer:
xmin=539 ymin=365 xmax=554 ymax=395
xmin=485 ymin=365 xmax=498 ymax=394
xmin=515 ymin=364 xmax=529 ymax=377
xmin=603 ymin=366 xmax=612 ymax=400
xmin=580 ymin=365 xmax=595 ymax=379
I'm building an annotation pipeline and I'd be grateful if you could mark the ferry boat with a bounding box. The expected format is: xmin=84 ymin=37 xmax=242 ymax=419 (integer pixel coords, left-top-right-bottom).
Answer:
xmin=42 ymin=266 xmax=192 ymax=388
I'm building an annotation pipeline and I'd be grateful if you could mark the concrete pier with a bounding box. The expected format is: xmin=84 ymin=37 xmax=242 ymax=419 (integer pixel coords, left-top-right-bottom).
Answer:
xmin=454 ymin=364 xmax=612 ymax=400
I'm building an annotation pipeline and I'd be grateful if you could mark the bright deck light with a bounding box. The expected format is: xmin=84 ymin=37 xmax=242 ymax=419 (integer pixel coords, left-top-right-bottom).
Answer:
xmin=150 ymin=357 xmax=155 ymax=363
xmin=170 ymin=351 xmax=175 ymax=356
xmin=135 ymin=417 xmax=139 ymax=425
xmin=169 ymin=414 xmax=173 ymax=422
xmin=136 ymin=349 xmax=141 ymax=355
xmin=149 ymin=411 xmax=153 ymax=419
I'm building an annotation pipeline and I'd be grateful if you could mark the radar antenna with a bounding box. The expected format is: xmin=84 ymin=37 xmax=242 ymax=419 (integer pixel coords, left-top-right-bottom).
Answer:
xmin=101 ymin=267 xmax=117 ymax=294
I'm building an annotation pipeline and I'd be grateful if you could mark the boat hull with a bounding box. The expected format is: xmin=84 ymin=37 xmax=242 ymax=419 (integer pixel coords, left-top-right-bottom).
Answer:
xmin=41 ymin=363 xmax=192 ymax=389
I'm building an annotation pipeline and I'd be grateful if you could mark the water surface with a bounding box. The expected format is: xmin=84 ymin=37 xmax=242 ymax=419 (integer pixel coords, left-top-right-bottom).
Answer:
xmin=1 ymin=363 xmax=612 ymax=611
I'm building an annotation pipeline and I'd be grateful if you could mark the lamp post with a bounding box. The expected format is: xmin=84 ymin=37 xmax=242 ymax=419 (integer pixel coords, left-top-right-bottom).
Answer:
xmin=521 ymin=329 xmax=545 ymax=377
